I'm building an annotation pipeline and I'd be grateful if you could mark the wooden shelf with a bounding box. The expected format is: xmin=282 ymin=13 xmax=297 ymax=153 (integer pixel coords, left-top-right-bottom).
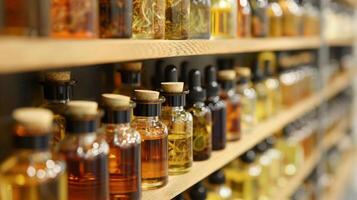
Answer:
xmin=322 ymin=118 xmax=350 ymax=151
xmin=325 ymin=38 xmax=354 ymax=46
xmin=0 ymin=37 xmax=321 ymax=74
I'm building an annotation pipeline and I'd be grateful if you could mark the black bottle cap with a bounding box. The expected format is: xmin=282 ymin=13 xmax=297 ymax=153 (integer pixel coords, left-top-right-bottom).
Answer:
xmin=265 ymin=136 xmax=276 ymax=149
xmin=252 ymin=62 xmax=265 ymax=83
xmin=254 ymin=141 xmax=268 ymax=154
xmin=152 ymin=60 xmax=165 ymax=89
xmin=239 ymin=150 xmax=256 ymax=163
xmin=282 ymin=125 xmax=292 ymax=138
xmin=42 ymin=80 xmax=75 ymax=101
xmin=208 ymin=170 xmax=225 ymax=185
xmin=180 ymin=61 xmax=189 ymax=85
xmin=205 ymin=66 xmax=220 ymax=98
xmin=189 ymin=182 xmax=207 ymax=200
xmin=172 ymin=194 xmax=185 ymax=200
xmin=217 ymin=58 xmax=234 ymax=70
xmin=65 ymin=117 xmax=98 ymax=133
xmin=119 ymin=70 xmax=141 ymax=85
xmin=14 ymin=134 xmax=49 ymax=150
xmin=188 ymin=69 xmax=206 ymax=104
xmin=264 ymin=60 xmax=273 ymax=77
xmin=165 ymin=65 xmax=178 ymax=82
xmin=102 ymin=108 xmax=131 ymax=124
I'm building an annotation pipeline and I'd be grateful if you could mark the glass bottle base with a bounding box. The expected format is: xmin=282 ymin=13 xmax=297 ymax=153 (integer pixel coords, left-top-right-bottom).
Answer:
xmin=142 ymin=176 xmax=168 ymax=190
xmin=168 ymin=165 xmax=192 ymax=175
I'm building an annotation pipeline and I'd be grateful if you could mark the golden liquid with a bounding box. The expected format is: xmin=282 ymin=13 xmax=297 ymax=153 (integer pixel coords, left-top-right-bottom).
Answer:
xmin=254 ymin=83 xmax=269 ymax=122
xmin=276 ymin=138 xmax=304 ymax=177
xmin=165 ymin=0 xmax=190 ymax=39
xmin=265 ymin=78 xmax=282 ymax=116
xmin=279 ymin=0 xmax=301 ymax=36
xmin=211 ymin=7 xmax=233 ymax=38
xmin=190 ymin=1 xmax=211 ymax=39
xmin=256 ymin=155 xmax=271 ymax=200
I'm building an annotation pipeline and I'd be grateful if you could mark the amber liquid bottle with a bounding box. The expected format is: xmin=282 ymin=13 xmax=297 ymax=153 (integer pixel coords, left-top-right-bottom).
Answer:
xmin=114 ymin=62 xmax=143 ymax=98
xmin=59 ymin=101 xmax=109 ymax=200
xmin=237 ymin=0 xmax=252 ymax=37
xmin=250 ymin=0 xmax=269 ymax=37
xmin=101 ymin=94 xmax=141 ymax=199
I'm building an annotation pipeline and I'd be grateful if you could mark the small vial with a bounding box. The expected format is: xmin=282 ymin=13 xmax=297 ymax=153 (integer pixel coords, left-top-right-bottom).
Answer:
xmin=114 ymin=62 xmax=143 ymax=98
xmin=218 ymin=70 xmax=241 ymax=141
xmin=237 ymin=0 xmax=252 ymax=37
xmin=205 ymin=66 xmax=227 ymax=150
xmin=165 ymin=0 xmax=190 ymax=39
xmin=0 ymin=108 xmax=67 ymax=200
xmin=267 ymin=0 xmax=283 ymax=37
xmin=131 ymin=90 xmax=168 ymax=189
xmin=189 ymin=0 xmax=211 ymax=39
xmin=59 ymin=101 xmax=109 ymax=200
xmin=250 ymin=0 xmax=269 ymax=37
xmin=210 ymin=0 xmax=237 ymax=38
xmin=101 ymin=94 xmax=141 ymax=199
xmin=187 ymin=69 xmax=212 ymax=161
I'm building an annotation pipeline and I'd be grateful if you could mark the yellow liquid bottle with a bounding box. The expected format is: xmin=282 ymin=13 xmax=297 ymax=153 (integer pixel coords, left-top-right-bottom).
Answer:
xmin=211 ymin=0 xmax=236 ymax=38
xmin=254 ymin=142 xmax=272 ymax=199
xmin=252 ymin=65 xmax=269 ymax=122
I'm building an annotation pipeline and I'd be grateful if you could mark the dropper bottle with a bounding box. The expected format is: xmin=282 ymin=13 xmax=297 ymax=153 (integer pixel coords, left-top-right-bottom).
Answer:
xmin=114 ymin=62 xmax=143 ymax=97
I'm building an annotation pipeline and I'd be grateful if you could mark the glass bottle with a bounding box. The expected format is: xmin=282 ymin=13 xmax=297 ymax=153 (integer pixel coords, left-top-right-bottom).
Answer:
xmin=50 ymin=0 xmax=99 ymax=38
xmin=206 ymin=170 xmax=233 ymax=200
xmin=252 ymin=64 xmax=269 ymax=122
xmin=113 ymin=62 xmax=143 ymax=98
xmin=279 ymin=0 xmax=302 ymax=36
xmin=237 ymin=0 xmax=252 ymax=37
xmin=254 ymin=142 xmax=272 ymax=199
xmin=302 ymin=1 xmax=319 ymax=36
xmin=101 ymin=94 xmax=141 ymax=199
xmin=99 ymin=0 xmax=132 ymax=38
xmin=59 ymin=101 xmax=109 ymax=200
xmin=205 ymin=66 xmax=227 ymax=150
xmin=211 ymin=0 xmax=237 ymax=38
xmin=250 ymin=0 xmax=269 ymax=37
xmin=218 ymin=70 xmax=241 ymax=141
xmin=165 ymin=0 xmax=190 ymax=39
xmin=235 ymin=67 xmax=257 ymax=134
xmin=187 ymin=69 xmax=212 ymax=161
xmin=161 ymin=65 xmax=193 ymax=174
xmin=189 ymin=0 xmax=211 ymax=39
xmin=0 ymin=108 xmax=67 ymax=200
xmin=40 ymin=71 xmax=75 ymax=148
xmin=131 ymin=89 xmax=168 ymax=189
xmin=267 ymin=0 xmax=283 ymax=37
xmin=265 ymin=137 xmax=284 ymax=189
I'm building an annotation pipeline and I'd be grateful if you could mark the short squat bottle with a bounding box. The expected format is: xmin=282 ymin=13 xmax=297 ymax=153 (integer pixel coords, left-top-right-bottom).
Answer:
xmin=205 ymin=66 xmax=227 ymax=150
xmin=165 ymin=0 xmax=190 ymax=39
xmin=218 ymin=70 xmax=241 ymax=141
xmin=40 ymin=71 xmax=75 ymax=147
xmin=101 ymin=94 xmax=141 ymax=199
xmin=131 ymin=90 xmax=168 ymax=189
xmin=187 ymin=69 xmax=212 ymax=161
xmin=114 ymin=62 xmax=143 ymax=98
xmin=0 ymin=108 xmax=67 ymax=200
xmin=59 ymin=101 xmax=109 ymax=200
xmin=189 ymin=0 xmax=211 ymax=39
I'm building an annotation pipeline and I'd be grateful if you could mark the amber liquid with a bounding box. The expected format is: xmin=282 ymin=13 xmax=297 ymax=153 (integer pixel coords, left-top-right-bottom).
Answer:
xmin=168 ymin=134 xmax=193 ymax=174
xmin=211 ymin=7 xmax=233 ymax=38
xmin=221 ymin=94 xmax=241 ymax=141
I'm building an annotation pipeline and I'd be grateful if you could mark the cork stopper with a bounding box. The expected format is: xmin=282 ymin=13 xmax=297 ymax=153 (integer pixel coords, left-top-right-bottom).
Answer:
xmin=102 ymin=93 xmax=130 ymax=108
xmin=120 ymin=62 xmax=142 ymax=71
xmin=13 ymin=108 xmax=53 ymax=131
xmin=45 ymin=71 xmax=71 ymax=82
xmin=235 ymin=67 xmax=251 ymax=77
xmin=134 ymin=90 xmax=160 ymax=101
xmin=161 ymin=82 xmax=184 ymax=93
xmin=218 ymin=70 xmax=236 ymax=81
xmin=67 ymin=101 xmax=98 ymax=116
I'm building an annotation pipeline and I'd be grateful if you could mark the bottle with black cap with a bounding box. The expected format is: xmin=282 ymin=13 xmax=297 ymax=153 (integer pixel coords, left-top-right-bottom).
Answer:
xmin=114 ymin=62 xmax=143 ymax=97
xmin=187 ymin=69 xmax=212 ymax=161
xmin=265 ymin=136 xmax=284 ymax=188
xmin=252 ymin=61 xmax=269 ymax=122
xmin=40 ymin=71 xmax=75 ymax=147
xmin=160 ymin=65 xmax=193 ymax=175
xmin=101 ymin=94 xmax=141 ymax=199
xmin=0 ymin=108 xmax=67 ymax=200
xmin=187 ymin=181 xmax=208 ymax=200
xmin=204 ymin=65 xmax=227 ymax=150
xmin=59 ymin=101 xmax=110 ymax=200
xmin=206 ymin=169 xmax=232 ymax=200
xmin=254 ymin=141 xmax=272 ymax=199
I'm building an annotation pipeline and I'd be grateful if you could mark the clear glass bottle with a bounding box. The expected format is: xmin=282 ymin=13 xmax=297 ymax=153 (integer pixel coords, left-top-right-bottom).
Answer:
xmin=235 ymin=67 xmax=257 ymax=134
xmin=59 ymin=101 xmax=109 ymax=200
xmin=113 ymin=62 xmax=143 ymax=98
xmin=0 ymin=108 xmax=67 ymax=200
xmin=99 ymin=0 xmax=132 ymax=38
xmin=218 ymin=70 xmax=241 ymax=141
xmin=205 ymin=66 xmax=227 ymax=150
xmin=252 ymin=64 xmax=269 ymax=122
xmin=254 ymin=142 xmax=272 ymax=199
xmin=237 ymin=0 xmax=252 ymax=37
xmin=267 ymin=0 xmax=283 ymax=37
xmin=50 ymin=0 xmax=99 ymax=38
xmin=40 ymin=71 xmax=75 ymax=148
xmin=101 ymin=94 xmax=141 ymax=199
xmin=165 ymin=0 xmax=190 ymax=39
xmin=250 ymin=0 xmax=269 ymax=37
xmin=211 ymin=0 xmax=237 ymax=38
xmin=190 ymin=0 xmax=211 ymax=39
xmin=187 ymin=69 xmax=212 ymax=161
xmin=131 ymin=90 xmax=168 ymax=189
xmin=279 ymin=0 xmax=302 ymax=36
xmin=206 ymin=170 xmax=233 ymax=200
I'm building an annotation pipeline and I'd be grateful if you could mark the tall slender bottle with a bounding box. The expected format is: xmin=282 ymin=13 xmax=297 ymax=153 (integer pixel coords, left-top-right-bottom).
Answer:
xmin=0 ymin=108 xmax=67 ymax=200
xmin=211 ymin=0 xmax=237 ymax=38
xmin=218 ymin=70 xmax=241 ymax=141
xmin=237 ymin=0 xmax=252 ymax=37
xmin=187 ymin=69 xmax=212 ymax=161
xmin=250 ymin=0 xmax=269 ymax=37
xmin=101 ymin=94 xmax=141 ymax=199
xmin=265 ymin=136 xmax=285 ymax=188
xmin=252 ymin=64 xmax=269 ymax=122
xmin=205 ymin=66 xmax=227 ymax=150
xmin=267 ymin=0 xmax=283 ymax=37
xmin=59 ymin=101 xmax=109 ymax=200
xmin=254 ymin=142 xmax=272 ymax=199
xmin=161 ymin=65 xmax=193 ymax=174
xmin=114 ymin=62 xmax=142 ymax=98
xmin=131 ymin=90 xmax=168 ymax=189
xmin=279 ymin=0 xmax=302 ymax=36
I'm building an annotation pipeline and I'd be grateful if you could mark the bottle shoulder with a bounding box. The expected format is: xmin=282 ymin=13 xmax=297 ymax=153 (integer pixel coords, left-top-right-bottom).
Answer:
xmin=131 ymin=118 xmax=168 ymax=137
xmin=104 ymin=125 xmax=141 ymax=146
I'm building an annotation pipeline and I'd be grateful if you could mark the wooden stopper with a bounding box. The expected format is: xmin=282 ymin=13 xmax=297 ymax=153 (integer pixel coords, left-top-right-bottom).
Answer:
xmin=218 ymin=70 xmax=236 ymax=81
xmin=120 ymin=62 xmax=142 ymax=71
xmin=134 ymin=90 xmax=160 ymax=101
xmin=161 ymin=82 xmax=184 ymax=93
xmin=45 ymin=71 xmax=71 ymax=81
xmin=13 ymin=108 xmax=53 ymax=130
xmin=67 ymin=101 xmax=98 ymax=115
xmin=235 ymin=67 xmax=251 ymax=77
xmin=102 ymin=93 xmax=130 ymax=108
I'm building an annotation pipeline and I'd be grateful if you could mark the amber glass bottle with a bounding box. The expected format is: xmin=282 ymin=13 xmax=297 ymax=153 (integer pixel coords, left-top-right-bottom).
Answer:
xmin=40 ymin=71 xmax=75 ymax=148
xmin=190 ymin=0 xmax=211 ymax=39
xmin=250 ymin=0 xmax=269 ymax=37
xmin=131 ymin=90 xmax=168 ymax=189
xmin=218 ymin=70 xmax=241 ymax=141
xmin=101 ymin=94 xmax=141 ymax=199
xmin=279 ymin=0 xmax=302 ymax=36
xmin=187 ymin=69 xmax=212 ymax=161
xmin=205 ymin=66 xmax=227 ymax=150
xmin=211 ymin=0 xmax=237 ymax=38
xmin=0 ymin=108 xmax=67 ymax=200
xmin=252 ymin=64 xmax=269 ymax=122
xmin=165 ymin=0 xmax=190 ymax=39
xmin=50 ymin=0 xmax=99 ymax=38
xmin=114 ymin=62 xmax=142 ymax=98
xmin=59 ymin=101 xmax=109 ymax=200
xmin=267 ymin=0 xmax=283 ymax=37
xmin=237 ymin=0 xmax=252 ymax=37
xmin=99 ymin=0 xmax=132 ymax=38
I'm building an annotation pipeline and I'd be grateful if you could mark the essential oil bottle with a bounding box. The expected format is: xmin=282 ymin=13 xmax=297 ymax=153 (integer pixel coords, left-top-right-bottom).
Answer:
xmin=165 ymin=0 xmax=190 ymax=39
xmin=205 ymin=66 xmax=227 ymax=150
xmin=187 ymin=69 xmax=212 ymax=161
xmin=101 ymin=94 xmax=141 ymax=199
xmin=40 ymin=71 xmax=75 ymax=147
xmin=161 ymin=65 xmax=193 ymax=174
xmin=218 ymin=70 xmax=241 ymax=141
xmin=59 ymin=101 xmax=109 ymax=200
xmin=254 ymin=142 xmax=273 ymax=199
xmin=252 ymin=64 xmax=269 ymax=122
xmin=131 ymin=90 xmax=168 ymax=189
xmin=0 ymin=108 xmax=67 ymax=200
xmin=114 ymin=62 xmax=143 ymax=98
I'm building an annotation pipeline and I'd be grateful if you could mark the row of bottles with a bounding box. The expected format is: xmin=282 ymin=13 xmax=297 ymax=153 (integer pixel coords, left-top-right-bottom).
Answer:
xmin=0 ymin=0 xmax=320 ymax=39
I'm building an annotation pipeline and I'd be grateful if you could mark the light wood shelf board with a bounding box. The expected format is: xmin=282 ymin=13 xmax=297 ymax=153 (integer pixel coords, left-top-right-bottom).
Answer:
xmin=325 ymin=38 xmax=354 ymax=46
xmin=0 ymin=37 xmax=321 ymax=74
xmin=322 ymin=70 xmax=354 ymax=101
xmin=322 ymin=118 xmax=350 ymax=151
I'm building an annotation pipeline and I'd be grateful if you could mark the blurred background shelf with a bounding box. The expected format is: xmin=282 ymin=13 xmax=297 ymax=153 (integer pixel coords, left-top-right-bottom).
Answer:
xmin=322 ymin=117 xmax=350 ymax=151
xmin=325 ymin=38 xmax=355 ymax=46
